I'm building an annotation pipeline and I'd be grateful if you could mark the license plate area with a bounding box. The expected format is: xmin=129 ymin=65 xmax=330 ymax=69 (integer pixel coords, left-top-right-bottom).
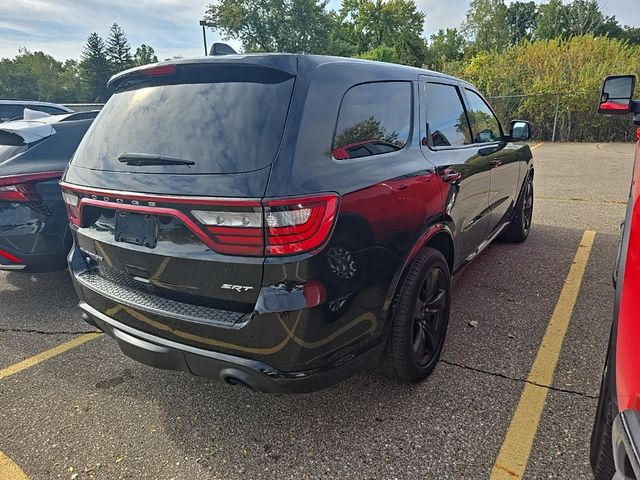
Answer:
xmin=114 ymin=212 xmax=158 ymax=248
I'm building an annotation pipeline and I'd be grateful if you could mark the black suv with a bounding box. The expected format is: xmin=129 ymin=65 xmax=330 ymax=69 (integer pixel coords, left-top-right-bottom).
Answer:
xmin=61 ymin=54 xmax=534 ymax=393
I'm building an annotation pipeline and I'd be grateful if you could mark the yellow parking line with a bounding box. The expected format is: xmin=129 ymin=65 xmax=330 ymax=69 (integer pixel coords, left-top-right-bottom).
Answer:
xmin=531 ymin=142 xmax=543 ymax=150
xmin=0 ymin=332 xmax=101 ymax=381
xmin=0 ymin=450 xmax=29 ymax=480
xmin=491 ymin=230 xmax=596 ymax=479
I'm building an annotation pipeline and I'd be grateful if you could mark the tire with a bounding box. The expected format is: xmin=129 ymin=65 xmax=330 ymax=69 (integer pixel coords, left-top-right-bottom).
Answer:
xmin=384 ymin=247 xmax=451 ymax=383
xmin=500 ymin=174 xmax=534 ymax=243
xmin=590 ymin=348 xmax=616 ymax=480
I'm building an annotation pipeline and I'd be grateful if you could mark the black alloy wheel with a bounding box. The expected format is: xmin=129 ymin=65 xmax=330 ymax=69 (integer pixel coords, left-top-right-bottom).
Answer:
xmin=384 ymin=247 xmax=451 ymax=382
xmin=413 ymin=266 xmax=448 ymax=368
xmin=500 ymin=175 xmax=534 ymax=243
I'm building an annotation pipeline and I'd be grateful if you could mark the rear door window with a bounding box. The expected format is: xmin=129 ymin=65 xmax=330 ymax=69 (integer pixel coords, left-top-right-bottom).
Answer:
xmin=332 ymin=82 xmax=411 ymax=160
xmin=71 ymin=66 xmax=295 ymax=174
xmin=464 ymin=89 xmax=503 ymax=144
xmin=424 ymin=83 xmax=472 ymax=148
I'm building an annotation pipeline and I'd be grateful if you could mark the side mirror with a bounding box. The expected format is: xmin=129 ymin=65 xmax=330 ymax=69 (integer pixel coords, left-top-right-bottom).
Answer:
xmin=598 ymin=75 xmax=636 ymax=115
xmin=509 ymin=120 xmax=532 ymax=142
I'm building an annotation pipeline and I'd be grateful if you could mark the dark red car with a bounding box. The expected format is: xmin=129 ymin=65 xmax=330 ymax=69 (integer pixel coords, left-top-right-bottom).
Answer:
xmin=591 ymin=75 xmax=640 ymax=479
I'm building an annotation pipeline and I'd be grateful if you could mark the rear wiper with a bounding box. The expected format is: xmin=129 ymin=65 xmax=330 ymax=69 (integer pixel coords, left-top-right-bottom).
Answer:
xmin=117 ymin=153 xmax=195 ymax=166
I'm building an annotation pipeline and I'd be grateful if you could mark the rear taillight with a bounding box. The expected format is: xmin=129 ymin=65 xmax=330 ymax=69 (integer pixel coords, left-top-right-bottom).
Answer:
xmin=264 ymin=194 xmax=339 ymax=256
xmin=0 ymin=249 xmax=22 ymax=264
xmin=61 ymin=190 xmax=80 ymax=225
xmin=192 ymin=206 xmax=264 ymax=256
xmin=60 ymin=184 xmax=339 ymax=257
xmin=191 ymin=194 xmax=339 ymax=256
xmin=0 ymin=184 xmax=38 ymax=203
xmin=0 ymin=171 xmax=63 ymax=207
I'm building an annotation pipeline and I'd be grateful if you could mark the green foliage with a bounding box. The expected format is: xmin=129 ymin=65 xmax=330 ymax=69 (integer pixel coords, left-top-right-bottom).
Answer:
xmin=133 ymin=45 xmax=159 ymax=66
xmin=463 ymin=0 xmax=510 ymax=52
xmin=106 ymin=23 xmax=133 ymax=73
xmin=358 ymin=45 xmax=399 ymax=63
xmin=80 ymin=32 xmax=112 ymax=102
xmin=338 ymin=0 xmax=426 ymax=66
xmin=446 ymin=36 xmax=640 ymax=141
xmin=204 ymin=0 xmax=333 ymax=53
xmin=506 ymin=1 xmax=537 ymax=44
xmin=0 ymin=49 xmax=83 ymax=102
xmin=205 ymin=0 xmax=427 ymax=66
xmin=427 ymin=28 xmax=467 ymax=70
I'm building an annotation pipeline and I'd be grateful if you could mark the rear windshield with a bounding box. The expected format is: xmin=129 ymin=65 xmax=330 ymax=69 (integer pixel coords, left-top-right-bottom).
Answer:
xmin=72 ymin=66 xmax=295 ymax=174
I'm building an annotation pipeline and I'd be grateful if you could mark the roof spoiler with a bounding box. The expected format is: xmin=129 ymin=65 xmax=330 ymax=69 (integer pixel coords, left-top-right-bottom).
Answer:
xmin=0 ymin=122 xmax=56 ymax=146
xmin=107 ymin=54 xmax=298 ymax=91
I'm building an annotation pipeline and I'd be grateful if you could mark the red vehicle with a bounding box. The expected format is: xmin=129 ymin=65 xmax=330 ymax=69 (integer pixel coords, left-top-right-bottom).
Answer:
xmin=591 ymin=75 xmax=640 ymax=480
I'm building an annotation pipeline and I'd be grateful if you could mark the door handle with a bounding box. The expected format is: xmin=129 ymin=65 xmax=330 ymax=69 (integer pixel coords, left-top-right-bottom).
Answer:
xmin=442 ymin=171 xmax=462 ymax=184
xmin=490 ymin=159 xmax=502 ymax=168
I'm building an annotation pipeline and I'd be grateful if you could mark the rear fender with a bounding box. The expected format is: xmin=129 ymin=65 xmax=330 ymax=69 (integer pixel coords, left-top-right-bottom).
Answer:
xmin=380 ymin=222 xmax=453 ymax=333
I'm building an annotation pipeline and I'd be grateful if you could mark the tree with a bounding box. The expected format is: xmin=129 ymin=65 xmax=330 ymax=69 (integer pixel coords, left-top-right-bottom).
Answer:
xmin=428 ymin=28 xmax=467 ymax=69
xmin=133 ymin=44 xmax=158 ymax=66
xmin=463 ymin=0 xmax=510 ymax=52
xmin=338 ymin=0 xmax=427 ymax=66
xmin=334 ymin=116 xmax=401 ymax=148
xmin=204 ymin=0 xmax=333 ymax=54
xmin=80 ymin=32 xmax=111 ymax=102
xmin=505 ymin=1 xmax=537 ymax=44
xmin=622 ymin=26 xmax=640 ymax=45
xmin=106 ymin=23 xmax=132 ymax=73
xmin=358 ymin=45 xmax=399 ymax=63
xmin=535 ymin=0 xmax=568 ymax=39
xmin=0 ymin=49 xmax=85 ymax=102
xmin=536 ymin=0 xmax=623 ymax=40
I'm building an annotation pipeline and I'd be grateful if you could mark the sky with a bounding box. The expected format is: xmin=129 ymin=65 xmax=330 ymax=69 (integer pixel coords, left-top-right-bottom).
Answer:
xmin=0 ymin=0 xmax=638 ymax=61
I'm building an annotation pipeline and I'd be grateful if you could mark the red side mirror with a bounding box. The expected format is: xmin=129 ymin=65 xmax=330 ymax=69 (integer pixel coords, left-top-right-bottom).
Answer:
xmin=598 ymin=75 xmax=636 ymax=115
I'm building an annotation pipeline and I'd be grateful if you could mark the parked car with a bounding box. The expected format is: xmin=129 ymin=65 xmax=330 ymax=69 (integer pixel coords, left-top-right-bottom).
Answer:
xmin=0 ymin=111 xmax=98 ymax=271
xmin=591 ymin=75 xmax=640 ymax=480
xmin=0 ymin=99 xmax=73 ymax=123
xmin=61 ymin=54 xmax=534 ymax=393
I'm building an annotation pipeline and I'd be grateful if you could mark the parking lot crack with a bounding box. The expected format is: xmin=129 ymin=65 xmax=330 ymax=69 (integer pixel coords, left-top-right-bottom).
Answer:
xmin=440 ymin=359 xmax=598 ymax=399
xmin=0 ymin=327 xmax=99 ymax=335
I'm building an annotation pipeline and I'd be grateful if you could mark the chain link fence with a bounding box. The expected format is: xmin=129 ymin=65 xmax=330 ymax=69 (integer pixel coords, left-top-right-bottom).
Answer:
xmin=487 ymin=93 xmax=637 ymax=143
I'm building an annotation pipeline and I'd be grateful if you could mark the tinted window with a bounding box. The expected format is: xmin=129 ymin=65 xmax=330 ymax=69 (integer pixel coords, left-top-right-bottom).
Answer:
xmin=72 ymin=67 xmax=295 ymax=174
xmin=30 ymin=105 xmax=67 ymax=115
xmin=0 ymin=105 xmax=24 ymax=122
xmin=0 ymin=145 xmax=26 ymax=162
xmin=332 ymin=82 xmax=411 ymax=160
xmin=465 ymin=89 xmax=502 ymax=143
xmin=424 ymin=83 xmax=472 ymax=147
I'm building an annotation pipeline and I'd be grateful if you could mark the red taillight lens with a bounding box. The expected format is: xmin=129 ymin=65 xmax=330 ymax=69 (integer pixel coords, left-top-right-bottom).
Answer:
xmin=0 ymin=184 xmax=38 ymax=202
xmin=0 ymin=248 xmax=22 ymax=264
xmin=0 ymin=171 xmax=63 ymax=204
xmin=264 ymin=194 xmax=339 ymax=256
xmin=142 ymin=64 xmax=176 ymax=77
xmin=61 ymin=190 xmax=80 ymax=225
xmin=191 ymin=207 xmax=264 ymax=256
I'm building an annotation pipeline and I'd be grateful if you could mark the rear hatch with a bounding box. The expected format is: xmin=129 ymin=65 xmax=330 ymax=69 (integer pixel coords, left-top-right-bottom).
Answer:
xmin=62 ymin=57 xmax=298 ymax=318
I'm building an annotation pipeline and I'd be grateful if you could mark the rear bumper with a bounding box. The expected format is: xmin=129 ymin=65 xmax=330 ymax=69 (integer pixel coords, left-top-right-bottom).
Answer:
xmin=0 ymin=246 xmax=67 ymax=272
xmin=79 ymin=301 xmax=384 ymax=394
xmin=612 ymin=410 xmax=640 ymax=479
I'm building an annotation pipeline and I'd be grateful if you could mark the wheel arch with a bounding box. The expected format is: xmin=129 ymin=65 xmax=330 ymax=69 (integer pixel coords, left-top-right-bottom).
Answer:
xmin=380 ymin=223 xmax=454 ymax=330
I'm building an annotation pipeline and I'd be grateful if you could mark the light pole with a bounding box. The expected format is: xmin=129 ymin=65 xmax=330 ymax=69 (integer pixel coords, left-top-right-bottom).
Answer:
xmin=199 ymin=20 xmax=215 ymax=55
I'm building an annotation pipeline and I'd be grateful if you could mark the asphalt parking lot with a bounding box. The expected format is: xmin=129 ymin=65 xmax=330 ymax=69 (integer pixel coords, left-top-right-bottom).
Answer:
xmin=0 ymin=142 xmax=634 ymax=480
